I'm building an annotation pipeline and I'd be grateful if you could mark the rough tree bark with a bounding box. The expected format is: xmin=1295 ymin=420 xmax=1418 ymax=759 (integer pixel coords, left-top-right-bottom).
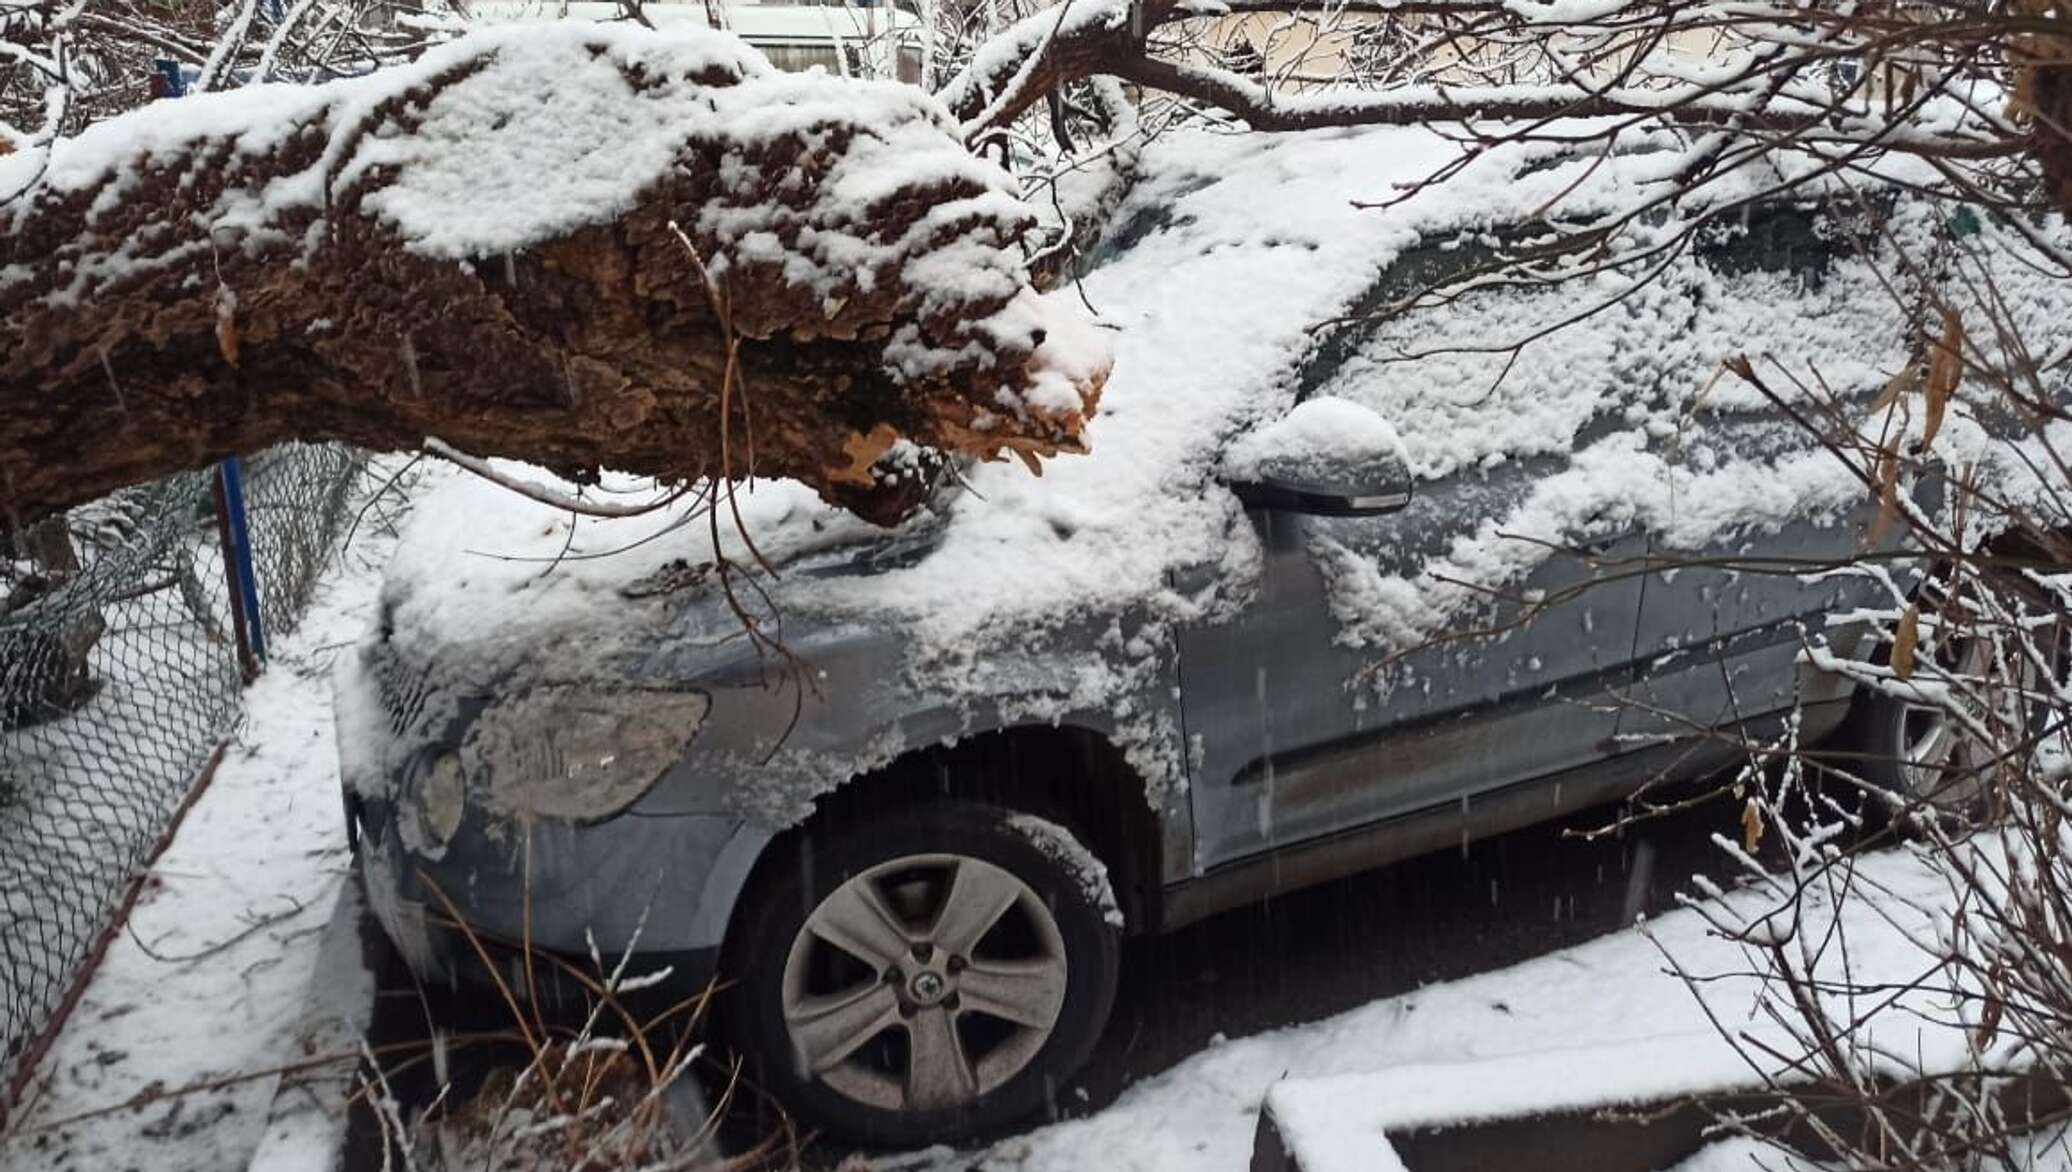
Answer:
xmin=0 ymin=26 xmax=1110 ymax=530
xmin=6 ymin=1 xmax=2060 ymax=535
xmin=2025 ymin=19 xmax=2072 ymax=215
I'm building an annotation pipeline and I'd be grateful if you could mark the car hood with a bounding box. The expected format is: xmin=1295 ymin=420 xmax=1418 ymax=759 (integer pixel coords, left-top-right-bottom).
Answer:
xmin=370 ymin=467 xmax=940 ymax=681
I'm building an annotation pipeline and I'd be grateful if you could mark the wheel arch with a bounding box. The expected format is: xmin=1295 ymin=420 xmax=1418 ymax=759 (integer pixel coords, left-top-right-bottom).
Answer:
xmin=721 ymin=723 xmax=1166 ymax=960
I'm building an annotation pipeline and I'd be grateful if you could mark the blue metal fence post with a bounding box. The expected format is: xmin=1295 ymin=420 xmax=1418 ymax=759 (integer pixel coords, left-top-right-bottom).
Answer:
xmin=149 ymin=58 xmax=187 ymax=100
xmin=151 ymin=59 xmax=264 ymax=677
xmin=216 ymin=458 xmax=267 ymax=676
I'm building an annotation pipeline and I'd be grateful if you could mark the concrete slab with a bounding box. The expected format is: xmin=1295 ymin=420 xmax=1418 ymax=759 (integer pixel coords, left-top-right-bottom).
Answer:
xmin=1251 ymin=1033 xmax=2066 ymax=1172
xmin=1251 ymin=1034 xmax=1768 ymax=1172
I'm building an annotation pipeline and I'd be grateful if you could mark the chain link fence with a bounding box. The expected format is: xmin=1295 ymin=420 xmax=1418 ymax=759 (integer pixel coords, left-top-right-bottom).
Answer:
xmin=0 ymin=444 xmax=368 ymax=1112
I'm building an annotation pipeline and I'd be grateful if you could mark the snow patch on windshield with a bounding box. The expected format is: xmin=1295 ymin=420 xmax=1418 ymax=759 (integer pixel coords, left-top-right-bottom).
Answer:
xmin=1307 ymin=189 xmax=2070 ymax=661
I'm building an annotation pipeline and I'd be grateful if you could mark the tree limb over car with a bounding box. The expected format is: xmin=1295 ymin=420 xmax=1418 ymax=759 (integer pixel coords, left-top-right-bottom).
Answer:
xmin=0 ymin=26 xmax=1110 ymax=529
xmin=946 ymin=0 xmax=2068 ymax=215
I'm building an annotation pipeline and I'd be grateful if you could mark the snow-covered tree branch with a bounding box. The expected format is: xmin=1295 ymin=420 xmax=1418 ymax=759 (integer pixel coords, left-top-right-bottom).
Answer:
xmin=941 ymin=0 xmax=2069 ymax=220
xmin=2 ymin=0 xmax=2064 ymax=534
xmin=0 ymin=26 xmax=1110 ymax=528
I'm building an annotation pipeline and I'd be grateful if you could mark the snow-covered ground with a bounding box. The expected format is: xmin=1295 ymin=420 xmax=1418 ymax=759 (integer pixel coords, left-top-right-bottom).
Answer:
xmin=0 ymin=529 xmax=393 ymax=1172
xmin=877 ymin=838 xmax=1967 ymax=1172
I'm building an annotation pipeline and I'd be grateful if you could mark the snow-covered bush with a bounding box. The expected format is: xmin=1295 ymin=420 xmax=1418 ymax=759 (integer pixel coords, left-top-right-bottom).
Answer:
xmin=1617 ymin=248 xmax=2072 ymax=1166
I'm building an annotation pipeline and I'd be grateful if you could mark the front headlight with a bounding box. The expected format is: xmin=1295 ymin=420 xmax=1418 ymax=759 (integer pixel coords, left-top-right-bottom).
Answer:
xmin=461 ymin=687 xmax=710 ymax=823
xmin=418 ymin=752 xmax=467 ymax=846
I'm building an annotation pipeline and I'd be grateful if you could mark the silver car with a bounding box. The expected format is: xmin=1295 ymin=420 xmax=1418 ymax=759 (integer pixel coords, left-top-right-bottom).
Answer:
xmin=338 ymin=194 xmax=1965 ymax=1146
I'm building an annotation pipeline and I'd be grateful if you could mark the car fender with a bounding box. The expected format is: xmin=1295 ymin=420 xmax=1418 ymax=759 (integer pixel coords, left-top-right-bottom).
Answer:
xmin=683 ymin=819 xmax=778 ymax=951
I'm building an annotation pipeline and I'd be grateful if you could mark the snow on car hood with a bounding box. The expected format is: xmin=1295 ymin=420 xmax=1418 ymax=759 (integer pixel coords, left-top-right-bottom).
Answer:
xmin=378 ymin=123 xmax=2072 ymax=783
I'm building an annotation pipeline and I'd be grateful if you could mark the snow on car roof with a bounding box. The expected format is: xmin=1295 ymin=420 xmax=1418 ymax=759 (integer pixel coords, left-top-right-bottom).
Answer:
xmin=382 ymin=120 xmax=2072 ymax=749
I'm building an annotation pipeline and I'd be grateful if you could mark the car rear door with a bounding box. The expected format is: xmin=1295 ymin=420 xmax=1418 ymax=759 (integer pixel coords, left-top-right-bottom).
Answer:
xmin=1620 ymin=438 xmax=1893 ymax=757
xmin=1616 ymin=204 xmax=1905 ymax=759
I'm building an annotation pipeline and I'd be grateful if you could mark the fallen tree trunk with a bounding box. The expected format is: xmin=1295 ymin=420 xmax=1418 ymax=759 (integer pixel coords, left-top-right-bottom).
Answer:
xmin=0 ymin=25 xmax=1109 ymax=528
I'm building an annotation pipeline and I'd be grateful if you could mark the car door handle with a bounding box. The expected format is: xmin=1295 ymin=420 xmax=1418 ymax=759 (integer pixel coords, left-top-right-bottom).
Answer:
xmin=1578 ymin=529 xmax=1640 ymax=557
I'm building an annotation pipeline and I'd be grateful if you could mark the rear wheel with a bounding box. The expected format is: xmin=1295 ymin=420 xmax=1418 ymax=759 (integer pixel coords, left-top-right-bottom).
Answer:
xmin=1831 ymin=588 xmax=1999 ymax=822
xmin=723 ymin=801 xmax=1120 ymax=1147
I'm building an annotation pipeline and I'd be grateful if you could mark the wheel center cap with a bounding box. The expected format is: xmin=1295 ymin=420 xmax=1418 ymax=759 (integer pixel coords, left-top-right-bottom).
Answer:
xmin=908 ymin=970 xmax=948 ymax=1004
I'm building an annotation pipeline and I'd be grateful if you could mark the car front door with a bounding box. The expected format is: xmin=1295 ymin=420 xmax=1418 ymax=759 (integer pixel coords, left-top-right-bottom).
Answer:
xmin=1176 ymin=456 xmax=1648 ymax=874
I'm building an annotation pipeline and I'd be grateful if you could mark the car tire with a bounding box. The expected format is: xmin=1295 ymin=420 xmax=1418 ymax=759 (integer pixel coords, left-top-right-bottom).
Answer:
xmin=722 ymin=800 xmax=1121 ymax=1148
xmin=1827 ymin=595 xmax=2000 ymax=824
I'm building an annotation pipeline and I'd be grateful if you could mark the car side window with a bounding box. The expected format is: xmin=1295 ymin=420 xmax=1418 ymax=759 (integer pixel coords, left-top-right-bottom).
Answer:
xmin=1696 ymin=205 xmax=1839 ymax=288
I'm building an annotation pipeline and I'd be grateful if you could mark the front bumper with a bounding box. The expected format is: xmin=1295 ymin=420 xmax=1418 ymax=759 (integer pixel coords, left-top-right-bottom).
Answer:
xmin=355 ymin=813 xmax=724 ymax=1010
xmin=337 ymin=639 xmax=762 ymax=1008
xmin=335 ymin=577 xmax=970 ymax=1013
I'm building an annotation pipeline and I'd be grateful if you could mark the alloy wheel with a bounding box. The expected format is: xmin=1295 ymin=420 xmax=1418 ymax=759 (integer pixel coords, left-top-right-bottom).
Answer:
xmin=780 ymin=853 xmax=1069 ymax=1113
xmin=1891 ymin=619 xmax=1995 ymax=808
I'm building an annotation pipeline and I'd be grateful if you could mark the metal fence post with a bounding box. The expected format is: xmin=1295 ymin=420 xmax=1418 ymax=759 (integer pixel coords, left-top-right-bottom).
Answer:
xmin=149 ymin=58 xmax=187 ymax=100
xmin=147 ymin=62 xmax=263 ymax=679
xmin=214 ymin=458 xmax=267 ymax=679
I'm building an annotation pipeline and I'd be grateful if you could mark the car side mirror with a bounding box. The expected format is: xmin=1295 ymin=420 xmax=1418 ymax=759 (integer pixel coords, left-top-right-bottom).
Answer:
xmin=1222 ymin=397 xmax=1413 ymax=517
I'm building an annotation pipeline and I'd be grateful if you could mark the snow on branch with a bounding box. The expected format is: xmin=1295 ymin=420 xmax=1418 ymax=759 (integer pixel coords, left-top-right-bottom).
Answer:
xmin=940 ymin=0 xmax=2064 ymax=221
